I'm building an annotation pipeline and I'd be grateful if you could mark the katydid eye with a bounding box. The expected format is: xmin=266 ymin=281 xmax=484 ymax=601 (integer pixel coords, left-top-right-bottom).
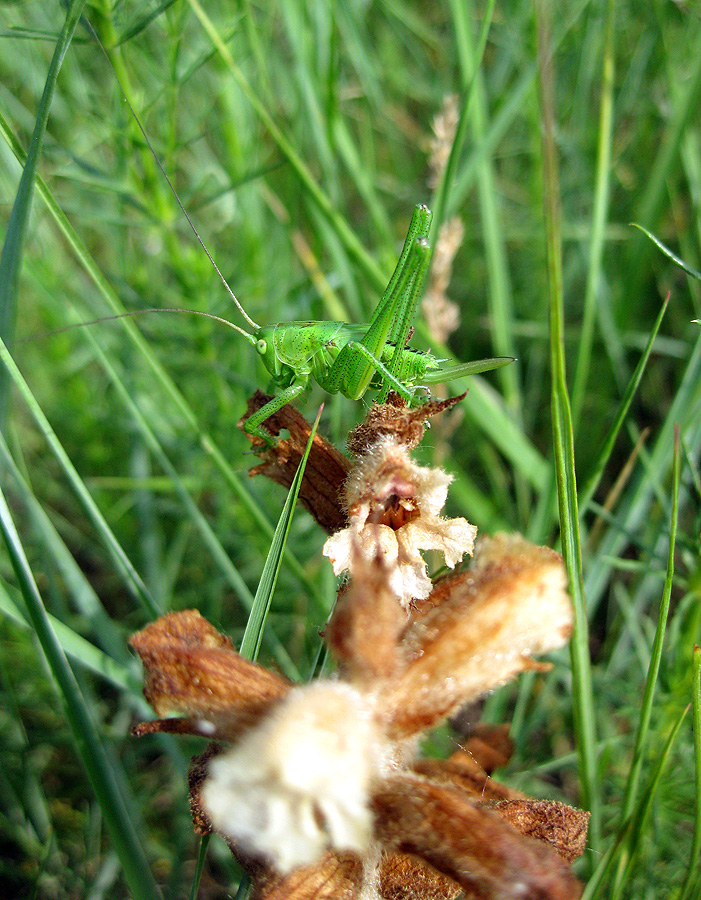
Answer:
xmin=256 ymin=339 xmax=267 ymax=354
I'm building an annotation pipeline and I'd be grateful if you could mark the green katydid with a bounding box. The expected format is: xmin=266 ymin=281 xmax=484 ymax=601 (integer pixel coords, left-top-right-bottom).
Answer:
xmin=56 ymin=199 xmax=512 ymax=446
xmin=58 ymin=42 xmax=513 ymax=446
xmin=219 ymin=203 xmax=512 ymax=445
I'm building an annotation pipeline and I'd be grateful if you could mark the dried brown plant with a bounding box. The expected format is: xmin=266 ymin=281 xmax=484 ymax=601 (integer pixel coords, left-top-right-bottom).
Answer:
xmin=130 ymin=533 xmax=587 ymax=899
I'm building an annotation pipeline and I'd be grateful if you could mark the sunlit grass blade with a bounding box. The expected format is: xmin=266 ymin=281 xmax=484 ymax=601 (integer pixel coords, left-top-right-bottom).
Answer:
xmin=0 ymin=433 xmax=128 ymax=660
xmin=0 ymin=483 xmax=162 ymax=900
xmin=0 ymin=107 xmax=314 ymax=594
xmin=0 ymin=337 xmax=159 ymax=617
xmin=610 ymin=704 xmax=690 ymax=899
xmin=535 ymin=0 xmax=599 ymax=853
xmin=571 ymin=0 xmax=615 ymax=427
xmin=610 ymin=429 xmax=680 ymax=892
xmin=0 ymin=580 xmax=137 ymax=693
xmin=583 ymin=703 xmax=689 ymax=900
xmin=630 ymin=223 xmax=701 ymax=281
xmin=579 ymin=294 xmax=669 ymax=513
xmin=0 ymin=0 xmax=87 ymax=423
xmin=239 ymin=406 xmax=322 ymax=663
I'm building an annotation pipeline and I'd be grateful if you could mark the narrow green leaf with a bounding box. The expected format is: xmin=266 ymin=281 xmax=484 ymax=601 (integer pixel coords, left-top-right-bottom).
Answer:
xmin=534 ymin=0 xmax=599 ymax=853
xmin=630 ymin=223 xmax=701 ymax=281
xmin=610 ymin=429 xmax=680 ymax=893
xmin=679 ymin=645 xmax=701 ymax=900
xmin=0 ymin=0 xmax=88 ymax=423
xmin=0 ymin=337 xmax=159 ymax=617
xmin=579 ymin=294 xmax=669 ymax=514
xmin=0 ymin=484 xmax=161 ymax=900
xmin=239 ymin=406 xmax=322 ymax=662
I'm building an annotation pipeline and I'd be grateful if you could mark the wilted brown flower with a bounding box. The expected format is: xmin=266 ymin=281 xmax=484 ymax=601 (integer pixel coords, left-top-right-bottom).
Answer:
xmin=323 ymin=436 xmax=477 ymax=606
xmin=130 ymin=533 xmax=588 ymax=900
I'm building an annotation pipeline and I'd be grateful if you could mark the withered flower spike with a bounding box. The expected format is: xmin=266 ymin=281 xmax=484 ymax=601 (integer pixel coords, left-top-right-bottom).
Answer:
xmin=250 ymin=853 xmax=363 ymax=900
xmin=324 ymin=435 xmax=477 ymax=605
xmin=131 ymin=532 xmax=586 ymax=900
xmin=347 ymin=392 xmax=465 ymax=456
xmin=484 ymin=801 xmax=590 ymax=866
xmin=324 ymin=546 xmax=406 ymax=684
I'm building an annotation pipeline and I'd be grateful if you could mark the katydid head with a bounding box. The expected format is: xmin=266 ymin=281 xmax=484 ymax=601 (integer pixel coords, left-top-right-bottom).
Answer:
xmin=253 ymin=325 xmax=284 ymax=380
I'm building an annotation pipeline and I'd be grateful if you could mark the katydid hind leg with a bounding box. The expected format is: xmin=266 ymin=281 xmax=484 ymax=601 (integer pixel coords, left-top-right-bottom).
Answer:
xmin=341 ymin=341 xmax=415 ymax=402
xmin=421 ymin=356 xmax=516 ymax=385
xmin=379 ymin=237 xmax=432 ymax=403
xmin=337 ymin=232 xmax=432 ymax=401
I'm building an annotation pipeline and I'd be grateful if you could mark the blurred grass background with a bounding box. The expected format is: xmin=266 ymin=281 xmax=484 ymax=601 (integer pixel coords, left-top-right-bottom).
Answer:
xmin=0 ymin=0 xmax=700 ymax=897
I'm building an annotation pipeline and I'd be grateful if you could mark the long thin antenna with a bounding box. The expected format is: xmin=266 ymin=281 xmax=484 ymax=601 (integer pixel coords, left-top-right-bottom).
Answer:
xmin=18 ymin=308 xmax=257 ymax=345
xmin=83 ymin=17 xmax=261 ymax=332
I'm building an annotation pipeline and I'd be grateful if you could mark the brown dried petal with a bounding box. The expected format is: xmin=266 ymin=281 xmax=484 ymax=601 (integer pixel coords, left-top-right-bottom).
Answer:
xmin=411 ymin=754 xmax=519 ymax=804
xmin=325 ymin=550 xmax=406 ymax=683
xmin=378 ymin=852 xmax=462 ymax=900
xmin=484 ymin=800 xmax=590 ymax=865
xmin=372 ymin=773 xmax=582 ymax=900
xmin=250 ymin=852 xmax=363 ymax=900
xmin=130 ymin=610 xmax=291 ymax=738
xmin=378 ymin=535 xmax=573 ymax=739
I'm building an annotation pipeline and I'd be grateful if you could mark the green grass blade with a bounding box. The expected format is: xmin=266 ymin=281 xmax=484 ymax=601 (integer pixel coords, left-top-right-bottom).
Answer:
xmin=0 ymin=581 xmax=137 ymax=694
xmin=0 ymin=484 xmax=161 ymax=900
xmin=0 ymin=107 xmax=315 ymax=596
xmin=239 ymin=407 xmax=322 ymax=663
xmin=184 ymin=0 xmax=387 ymax=293
xmin=579 ymin=294 xmax=669 ymax=514
xmin=432 ymin=0 xmax=496 ymax=241
xmin=679 ymin=645 xmax=701 ymax=900
xmin=611 ymin=429 xmax=680 ymax=891
xmin=0 ymin=337 xmax=159 ymax=617
xmin=535 ymin=0 xmax=599 ymax=853
xmin=630 ymin=223 xmax=701 ymax=281
xmin=571 ymin=0 xmax=616 ymax=427
xmin=583 ymin=704 xmax=689 ymax=900
xmin=0 ymin=0 xmax=87 ymax=423
xmin=611 ymin=704 xmax=690 ymax=899
xmin=0 ymin=432 xmax=128 ymax=661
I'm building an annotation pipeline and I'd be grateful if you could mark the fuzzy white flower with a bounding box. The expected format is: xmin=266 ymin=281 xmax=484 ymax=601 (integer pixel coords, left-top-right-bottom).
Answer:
xmin=200 ymin=681 xmax=382 ymax=873
xmin=323 ymin=437 xmax=477 ymax=605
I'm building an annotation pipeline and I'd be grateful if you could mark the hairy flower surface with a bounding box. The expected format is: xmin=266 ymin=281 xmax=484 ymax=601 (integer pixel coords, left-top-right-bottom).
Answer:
xmin=131 ymin=533 xmax=588 ymax=900
xmin=202 ymin=682 xmax=381 ymax=871
xmin=323 ymin=437 xmax=477 ymax=605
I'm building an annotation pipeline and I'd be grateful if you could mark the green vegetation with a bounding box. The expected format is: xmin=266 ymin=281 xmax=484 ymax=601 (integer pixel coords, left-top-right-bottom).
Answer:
xmin=0 ymin=0 xmax=699 ymax=897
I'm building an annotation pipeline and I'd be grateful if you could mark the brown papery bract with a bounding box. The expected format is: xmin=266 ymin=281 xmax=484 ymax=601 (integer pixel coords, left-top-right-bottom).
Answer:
xmin=129 ymin=609 xmax=291 ymax=740
xmin=376 ymin=534 xmax=573 ymax=739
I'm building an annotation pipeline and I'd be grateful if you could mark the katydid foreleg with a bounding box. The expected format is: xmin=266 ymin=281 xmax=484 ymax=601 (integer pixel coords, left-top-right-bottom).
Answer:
xmin=242 ymin=382 xmax=309 ymax=444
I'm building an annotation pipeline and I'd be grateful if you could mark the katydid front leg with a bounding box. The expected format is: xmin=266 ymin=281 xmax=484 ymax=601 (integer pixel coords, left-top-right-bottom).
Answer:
xmin=243 ymin=381 xmax=307 ymax=446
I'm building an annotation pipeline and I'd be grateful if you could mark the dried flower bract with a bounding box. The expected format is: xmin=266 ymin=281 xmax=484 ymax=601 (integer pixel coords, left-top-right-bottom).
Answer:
xmin=323 ymin=433 xmax=477 ymax=605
